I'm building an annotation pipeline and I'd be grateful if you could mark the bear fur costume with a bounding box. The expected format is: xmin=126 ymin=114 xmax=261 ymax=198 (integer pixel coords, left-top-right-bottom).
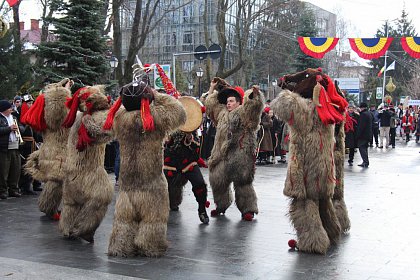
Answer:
xmin=24 ymin=78 xmax=72 ymax=218
xmin=59 ymin=86 xmax=113 ymax=243
xmin=271 ymin=68 xmax=349 ymax=254
xmin=332 ymin=82 xmax=351 ymax=233
xmin=204 ymin=78 xmax=264 ymax=220
xmin=106 ymin=84 xmax=186 ymax=257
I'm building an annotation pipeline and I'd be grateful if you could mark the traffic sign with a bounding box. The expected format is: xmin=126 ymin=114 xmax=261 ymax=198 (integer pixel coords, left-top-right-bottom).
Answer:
xmin=208 ymin=44 xmax=222 ymax=59
xmin=194 ymin=45 xmax=208 ymax=60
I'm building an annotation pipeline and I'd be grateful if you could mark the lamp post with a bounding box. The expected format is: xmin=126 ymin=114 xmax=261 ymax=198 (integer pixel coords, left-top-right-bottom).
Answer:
xmin=196 ymin=67 xmax=204 ymax=98
xmin=188 ymin=83 xmax=193 ymax=95
xmin=109 ymin=56 xmax=118 ymax=99
xmin=272 ymin=81 xmax=277 ymax=99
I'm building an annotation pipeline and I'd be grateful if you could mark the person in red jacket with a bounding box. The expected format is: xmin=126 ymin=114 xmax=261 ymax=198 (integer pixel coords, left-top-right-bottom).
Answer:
xmin=402 ymin=110 xmax=414 ymax=142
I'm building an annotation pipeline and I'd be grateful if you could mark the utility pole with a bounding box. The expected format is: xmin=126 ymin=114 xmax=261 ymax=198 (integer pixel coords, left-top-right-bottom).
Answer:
xmin=381 ymin=21 xmax=388 ymax=103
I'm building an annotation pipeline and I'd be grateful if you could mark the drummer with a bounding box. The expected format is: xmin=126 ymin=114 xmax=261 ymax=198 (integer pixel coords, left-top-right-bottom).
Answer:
xmin=163 ymin=94 xmax=210 ymax=224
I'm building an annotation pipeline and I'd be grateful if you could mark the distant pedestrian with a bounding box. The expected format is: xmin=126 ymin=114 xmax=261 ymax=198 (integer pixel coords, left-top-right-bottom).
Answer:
xmin=356 ymin=103 xmax=373 ymax=168
xmin=389 ymin=107 xmax=397 ymax=148
xmin=378 ymin=104 xmax=392 ymax=148
xmin=402 ymin=110 xmax=414 ymax=142
xmin=345 ymin=104 xmax=359 ymax=166
xmin=368 ymin=105 xmax=379 ymax=147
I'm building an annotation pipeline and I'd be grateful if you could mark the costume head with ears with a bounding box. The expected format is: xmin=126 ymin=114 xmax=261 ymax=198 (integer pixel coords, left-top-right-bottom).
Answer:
xmin=278 ymin=68 xmax=348 ymax=125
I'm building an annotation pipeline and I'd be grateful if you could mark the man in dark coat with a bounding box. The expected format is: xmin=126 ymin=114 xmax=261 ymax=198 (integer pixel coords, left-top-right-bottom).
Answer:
xmin=356 ymin=103 xmax=373 ymax=168
xmin=345 ymin=104 xmax=359 ymax=166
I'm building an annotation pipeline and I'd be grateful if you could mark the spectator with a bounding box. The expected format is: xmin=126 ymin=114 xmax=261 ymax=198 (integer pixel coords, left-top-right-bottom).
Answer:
xmin=257 ymin=107 xmax=273 ymax=165
xmin=402 ymin=110 xmax=414 ymax=142
xmin=345 ymin=104 xmax=359 ymax=166
xmin=356 ymin=103 xmax=373 ymax=168
xmin=396 ymin=103 xmax=404 ymax=138
xmin=269 ymin=109 xmax=282 ymax=163
xmin=0 ymin=100 xmax=23 ymax=199
xmin=378 ymin=104 xmax=392 ymax=148
xmin=389 ymin=107 xmax=398 ymax=148
xmin=368 ymin=104 xmax=379 ymax=147
xmin=415 ymin=110 xmax=420 ymax=143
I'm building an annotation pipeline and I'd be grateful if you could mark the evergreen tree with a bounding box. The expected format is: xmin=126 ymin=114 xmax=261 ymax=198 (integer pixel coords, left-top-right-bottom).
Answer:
xmin=292 ymin=6 xmax=320 ymax=71
xmin=36 ymin=0 xmax=109 ymax=90
xmin=0 ymin=29 xmax=32 ymax=99
xmin=369 ymin=9 xmax=417 ymax=101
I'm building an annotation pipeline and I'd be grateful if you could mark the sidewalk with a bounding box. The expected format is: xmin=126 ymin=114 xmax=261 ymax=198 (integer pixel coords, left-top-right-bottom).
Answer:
xmin=1 ymin=140 xmax=419 ymax=280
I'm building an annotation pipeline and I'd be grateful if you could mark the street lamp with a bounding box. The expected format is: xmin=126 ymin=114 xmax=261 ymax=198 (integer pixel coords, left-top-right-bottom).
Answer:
xmin=196 ymin=67 xmax=204 ymax=98
xmin=188 ymin=83 xmax=193 ymax=95
xmin=109 ymin=56 xmax=118 ymax=99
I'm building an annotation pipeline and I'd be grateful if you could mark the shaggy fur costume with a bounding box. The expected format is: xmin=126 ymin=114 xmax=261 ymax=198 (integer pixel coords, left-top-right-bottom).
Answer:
xmin=271 ymin=69 xmax=349 ymax=254
xmin=59 ymin=86 xmax=113 ymax=242
xmin=205 ymin=82 xmax=264 ymax=219
xmin=107 ymin=91 xmax=186 ymax=257
xmin=333 ymin=117 xmax=351 ymax=233
xmin=25 ymin=79 xmax=72 ymax=217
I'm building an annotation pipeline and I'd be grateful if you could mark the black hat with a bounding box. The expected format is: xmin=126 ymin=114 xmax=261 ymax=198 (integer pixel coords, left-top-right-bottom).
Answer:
xmin=0 ymin=100 xmax=12 ymax=112
xmin=360 ymin=102 xmax=368 ymax=108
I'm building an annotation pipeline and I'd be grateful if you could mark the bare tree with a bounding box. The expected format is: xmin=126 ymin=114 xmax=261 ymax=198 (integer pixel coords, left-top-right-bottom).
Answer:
xmin=214 ymin=0 xmax=286 ymax=82
xmin=120 ymin=0 xmax=191 ymax=84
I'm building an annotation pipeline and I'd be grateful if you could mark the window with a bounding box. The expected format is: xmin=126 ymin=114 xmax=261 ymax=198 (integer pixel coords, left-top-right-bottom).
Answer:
xmin=183 ymin=33 xmax=192 ymax=44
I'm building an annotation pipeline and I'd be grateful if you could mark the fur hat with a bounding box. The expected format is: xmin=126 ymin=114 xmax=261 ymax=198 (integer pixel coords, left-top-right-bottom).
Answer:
xmin=213 ymin=77 xmax=244 ymax=105
xmin=0 ymin=100 xmax=12 ymax=112
xmin=62 ymin=85 xmax=110 ymax=151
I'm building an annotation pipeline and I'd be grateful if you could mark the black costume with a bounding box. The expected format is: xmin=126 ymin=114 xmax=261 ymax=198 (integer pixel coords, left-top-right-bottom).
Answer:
xmin=163 ymin=130 xmax=209 ymax=224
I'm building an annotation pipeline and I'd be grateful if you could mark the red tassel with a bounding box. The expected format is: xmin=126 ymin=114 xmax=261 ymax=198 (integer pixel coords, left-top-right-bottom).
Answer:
xmin=197 ymin=158 xmax=207 ymax=168
xmin=205 ymin=201 xmax=210 ymax=208
xmin=103 ymin=97 xmax=122 ymax=130
xmin=76 ymin=122 xmax=94 ymax=151
xmin=62 ymin=88 xmax=83 ymax=128
xmin=21 ymin=94 xmax=47 ymax=132
xmin=141 ymin=98 xmax=155 ymax=131
xmin=344 ymin=111 xmax=357 ymax=133
xmin=20 ymin=102 xmax=29 ymax=123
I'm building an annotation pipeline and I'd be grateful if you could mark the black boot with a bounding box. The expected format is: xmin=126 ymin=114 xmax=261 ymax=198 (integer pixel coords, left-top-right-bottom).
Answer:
xmin=198 ymin=210 xmax=209 ymax=224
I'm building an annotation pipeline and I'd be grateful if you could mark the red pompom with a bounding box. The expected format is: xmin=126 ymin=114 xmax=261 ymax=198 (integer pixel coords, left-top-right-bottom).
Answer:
xmin=205 ymin=201 xmax=210 ymax=208
xmin=188 ymin=165 xmax=194 ymax=172
xmin=201 ymin=106 xmax=206 ymax=113
xmin=167 ymin=171 xmax=173 ymax=177
xmin=164 ymin=157 xmax=171 ymax=163
xmin=264 ymin=106 xmax=270 ymax=113
xmin=243 ymin=212 xmax=254 ymax=221
xmin=210 ymin=209 xmax=219 ymax=217
xmin=52 ymin=212 xmax=61 ymax=221
xmin=288 ymin=239 xmax=297 ymax=249
xmin=182 ymin=159 xmax=188 ymax=164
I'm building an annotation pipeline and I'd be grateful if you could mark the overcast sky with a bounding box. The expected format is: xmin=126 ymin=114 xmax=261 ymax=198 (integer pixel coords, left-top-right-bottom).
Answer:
xmin=16 ymin=0 xmax=419 ymax=38
xmin=305 ymin=0 xmax=419 ymax=37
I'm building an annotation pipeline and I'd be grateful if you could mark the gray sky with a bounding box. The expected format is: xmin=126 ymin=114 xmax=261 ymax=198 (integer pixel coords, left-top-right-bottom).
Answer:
xmin=305 ymin=0 xmax=419 ymax=37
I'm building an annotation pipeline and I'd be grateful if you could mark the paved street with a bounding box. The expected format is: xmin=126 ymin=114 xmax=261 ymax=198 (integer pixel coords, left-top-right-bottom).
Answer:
xmin=1 ymin=139 xmax=419 ymax=280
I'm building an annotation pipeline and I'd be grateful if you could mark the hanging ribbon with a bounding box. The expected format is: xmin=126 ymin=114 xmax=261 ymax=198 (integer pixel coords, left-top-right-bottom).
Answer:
xmin=297 ymin=37 xmax=339 ymax=59
xmin=348 ymin=38 xmax=393 ymax=59
xmin=401 ymin=37 xmax=420 ymax=59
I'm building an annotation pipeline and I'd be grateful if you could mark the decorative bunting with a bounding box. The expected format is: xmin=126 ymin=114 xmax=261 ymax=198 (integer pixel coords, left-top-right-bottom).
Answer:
xmin=401 ymin=37 xmax=420 ymax=59
xmin=297 ymin=37 xmax=339 ymax=59
xmin=348 ymin=38 xmax=393 ymax=59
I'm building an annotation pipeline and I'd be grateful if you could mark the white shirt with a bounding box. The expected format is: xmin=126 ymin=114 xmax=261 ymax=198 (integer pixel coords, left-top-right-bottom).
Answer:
xmin=0 ymin=112 xmax=18 ymax=143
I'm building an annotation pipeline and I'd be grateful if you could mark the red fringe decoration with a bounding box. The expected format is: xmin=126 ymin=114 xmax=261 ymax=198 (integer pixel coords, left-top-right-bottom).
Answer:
xmin=62 ymin=88 xmax=84 ymax=128
xmin=103 ymin=97 xmax=122 ymax=130
xmin=316 ymin=77 xmax=348 ymax=126
xmin=76 ymin=122 xmax=94 ymax=151
xmin=344 ymin=111 xmax=357 ymax=133
xmin=21 ymin=94 xmax=47 ymax=132
xmin=141 ymin=98 xmax=155 ymax=131
xmin=205 ymin=201 xmax=210 ymax=208
xmin=20 ymin=102 xmax=29 ymax=123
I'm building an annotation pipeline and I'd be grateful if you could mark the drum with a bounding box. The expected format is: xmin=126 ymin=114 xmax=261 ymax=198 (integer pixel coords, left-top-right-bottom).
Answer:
xmin=178 ymin=96 xmax=203 ymax=132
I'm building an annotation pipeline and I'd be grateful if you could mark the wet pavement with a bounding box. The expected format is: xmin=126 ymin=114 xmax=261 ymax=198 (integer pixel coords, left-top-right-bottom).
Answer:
xmin=1 ymin=138 xmax=420 ymax=280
